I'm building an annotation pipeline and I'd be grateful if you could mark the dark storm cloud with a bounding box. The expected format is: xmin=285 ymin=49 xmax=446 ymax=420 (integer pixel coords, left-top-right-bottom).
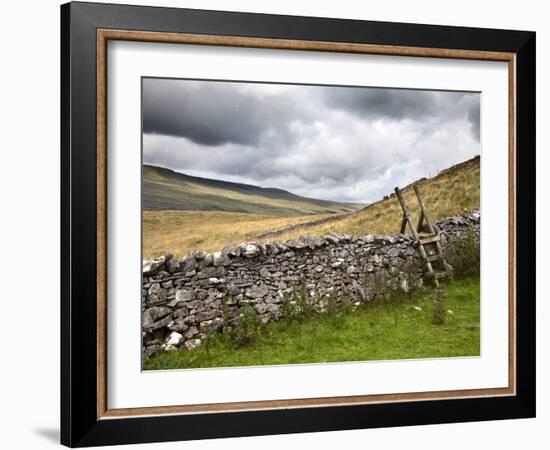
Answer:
xmin=322 ymin=88 xmax=446 ymax=120
xmin=142 ymin=79 xmax=481 ymax=203
xmin=142 ymin=78 xmax=306 ymax=147
xmin=321 ymin=88 xmax=483 ymax=132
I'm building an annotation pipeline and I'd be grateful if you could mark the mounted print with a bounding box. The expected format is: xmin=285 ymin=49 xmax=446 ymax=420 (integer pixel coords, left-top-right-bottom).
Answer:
xmin=141 ymin=78 xmax=482 ymax=370
xmin=61 ymin=1 xmax=535 ymax=447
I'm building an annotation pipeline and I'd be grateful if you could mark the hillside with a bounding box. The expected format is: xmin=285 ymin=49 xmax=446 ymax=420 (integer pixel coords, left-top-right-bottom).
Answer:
xmin=142 ymin=156 xmax=480 ymax=259
xmin=257 ymin=155 xmax=480 ymax=241
xmin=143 ymin=165 xmax=363 ymax=216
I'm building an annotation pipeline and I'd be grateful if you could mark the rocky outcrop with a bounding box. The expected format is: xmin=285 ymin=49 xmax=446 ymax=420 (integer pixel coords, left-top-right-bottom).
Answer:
xmin=142 ymin=210 xmax=480 ymax=358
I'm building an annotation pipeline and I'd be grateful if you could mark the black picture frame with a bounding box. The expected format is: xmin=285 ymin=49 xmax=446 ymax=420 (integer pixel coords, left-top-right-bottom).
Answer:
xmin=61 ymin=1 xmax=536 ymax=447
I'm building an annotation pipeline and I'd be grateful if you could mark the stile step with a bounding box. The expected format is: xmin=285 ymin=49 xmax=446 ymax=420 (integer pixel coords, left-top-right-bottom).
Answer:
xmin=419 ymin=235 xmax=440 ymax=245
xmin=426 ymin=254 xmax=441 ymax=262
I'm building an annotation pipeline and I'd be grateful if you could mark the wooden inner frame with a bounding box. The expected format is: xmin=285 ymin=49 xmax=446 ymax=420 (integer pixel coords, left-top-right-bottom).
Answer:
xmin=96 ymin=29 xmax=517 ymax=420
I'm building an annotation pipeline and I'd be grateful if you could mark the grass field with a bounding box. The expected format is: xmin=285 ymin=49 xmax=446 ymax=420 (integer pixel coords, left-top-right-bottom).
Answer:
xmin=143 ymin=210 xmax=331 ymax=258
xmin=143 ymin=156 xmax=480 ymax=259
xmin=144 ymin=276 xmax=480 ymax=370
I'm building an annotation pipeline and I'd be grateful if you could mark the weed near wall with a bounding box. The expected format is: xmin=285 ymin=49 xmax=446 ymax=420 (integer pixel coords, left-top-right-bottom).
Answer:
xmin=445 ymin=226 xmax=480 ymax=278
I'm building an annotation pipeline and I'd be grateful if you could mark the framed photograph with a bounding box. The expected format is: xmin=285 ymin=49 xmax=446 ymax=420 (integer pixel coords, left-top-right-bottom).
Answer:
xmin=61 ymin=2 xmax=536 ymax=447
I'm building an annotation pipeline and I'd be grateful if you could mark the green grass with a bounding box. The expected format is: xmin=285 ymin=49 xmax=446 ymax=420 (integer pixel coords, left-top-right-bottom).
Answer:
xmin=144 ymin=276 xmax=480 ymax=370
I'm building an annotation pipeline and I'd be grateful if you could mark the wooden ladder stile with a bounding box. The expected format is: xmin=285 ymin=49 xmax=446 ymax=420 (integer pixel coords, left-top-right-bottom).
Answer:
xmin=394 ymin=184 xmax=452 ymax=288
xmin=413 ymin=184 xmax=452 ymax=275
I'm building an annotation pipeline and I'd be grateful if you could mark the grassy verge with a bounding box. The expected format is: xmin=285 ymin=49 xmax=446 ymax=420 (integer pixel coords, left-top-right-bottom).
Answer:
xmin=144 ymin=276 xmax=480 ymax=370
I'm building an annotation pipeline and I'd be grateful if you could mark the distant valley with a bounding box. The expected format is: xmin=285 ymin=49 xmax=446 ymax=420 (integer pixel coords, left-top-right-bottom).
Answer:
xmin=143 ymin=164 xmax=364 ymax=216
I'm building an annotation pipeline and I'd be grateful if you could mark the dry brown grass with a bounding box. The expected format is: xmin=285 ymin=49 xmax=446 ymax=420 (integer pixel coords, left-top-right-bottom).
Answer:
xmin=143 ymin=211 xmax=331 ymax=259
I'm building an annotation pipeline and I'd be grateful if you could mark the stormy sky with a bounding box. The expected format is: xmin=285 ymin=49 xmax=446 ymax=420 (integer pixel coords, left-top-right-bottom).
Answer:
xmin=142 ymin=78 xmax=480 ymax=204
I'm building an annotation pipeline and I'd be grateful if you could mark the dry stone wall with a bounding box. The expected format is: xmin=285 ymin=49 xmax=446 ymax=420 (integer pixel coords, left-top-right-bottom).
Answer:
xmin=142 ymin=210 xmax=480 ymax=357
